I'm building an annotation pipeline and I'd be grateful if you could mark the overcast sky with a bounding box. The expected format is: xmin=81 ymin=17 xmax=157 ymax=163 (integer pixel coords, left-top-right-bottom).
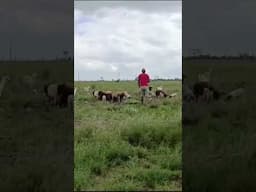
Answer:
xmin=183 ymin=0 xmax=256 ymax=56
xmin=74 ymin=1 xmax=182 ymax=81
xmin=0 ymin=0 xmax=73 ymax=60
xmin=1 ymin=0 xmax=253 ymax=71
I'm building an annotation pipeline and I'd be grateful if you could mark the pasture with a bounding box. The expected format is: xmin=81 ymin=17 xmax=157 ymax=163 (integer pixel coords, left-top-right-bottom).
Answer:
xmin=0 ymin=61 xmax=73 ymax=191
xmin=74 ymin=80 xmax=182 ymax=191
xmin=183 ymin=59 xmax=256 ymax=191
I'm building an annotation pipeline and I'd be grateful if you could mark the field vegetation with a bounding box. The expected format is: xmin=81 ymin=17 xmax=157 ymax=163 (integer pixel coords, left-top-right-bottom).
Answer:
xmin=0 ymin=61 xmax=73 ymax=191
xmin=74 ymin=80 xmax=182 ymax=191
xmin=183 ymin=59 xmax=256 ymax=191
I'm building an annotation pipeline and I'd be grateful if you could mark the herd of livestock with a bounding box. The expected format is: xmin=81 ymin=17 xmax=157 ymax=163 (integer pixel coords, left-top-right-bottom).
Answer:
xmin=88 ymin=86 xmax=178 ymax=104
xmin=0 ymin=70 xmax=245 ymax=111
xmin=183 ymin=71 xmax=245 ymax=103
xmin=0 ymin=73 xmax=74 ymax=111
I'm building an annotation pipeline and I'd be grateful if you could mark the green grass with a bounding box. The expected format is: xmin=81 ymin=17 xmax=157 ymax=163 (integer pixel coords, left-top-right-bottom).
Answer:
xmin=0 ymin=61 xmax=73 ymax=191
xmin=74 ymin=80 xmax=182 ymax=191
xmin=183 ymin=59 xmax=256 ymax=192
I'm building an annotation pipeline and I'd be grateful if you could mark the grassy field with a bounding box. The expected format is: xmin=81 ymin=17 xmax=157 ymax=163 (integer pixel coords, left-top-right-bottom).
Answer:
xmin=0 ymin=61 xmax=73 ymax=191
xmin=183 ymin=59 xmax=256 ymax=191
xmin=74 ymin=80 xmax=182 ymax=191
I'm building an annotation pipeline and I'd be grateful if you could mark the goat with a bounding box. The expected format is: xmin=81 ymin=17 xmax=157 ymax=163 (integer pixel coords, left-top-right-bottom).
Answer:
xmin=97 ymin=91 xmax=113 ymax=101
xmin=44 ymin=83 xmax=74 ymax=107
xmin=112 ymin=91 xmax=131 ymax=103
xmin=44 ymin=83 xmax=59 ymax=105
xmin=57 ymin=83 xmax=74 ymax=107
xmin=93 ymin=90 xmax=131 ymax=103
xmin=193 ymin=81 xmax=221 ymax=102
xmin=224 ymin=88 xmax=245 ymax=101
xmin=155 ymin=87 xmax=176 ymax=98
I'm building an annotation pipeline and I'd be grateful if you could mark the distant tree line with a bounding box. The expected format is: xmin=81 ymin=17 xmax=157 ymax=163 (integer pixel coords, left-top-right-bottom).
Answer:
xmin=0 ymin=50 xmax=74 ymax=62
xmin=151 ymin=78 xmax=181 ymax=81
xmin=134 ymin=77 xmax=181 ymax=81
xmin=183 ymin=53 xmax=256 ymax=60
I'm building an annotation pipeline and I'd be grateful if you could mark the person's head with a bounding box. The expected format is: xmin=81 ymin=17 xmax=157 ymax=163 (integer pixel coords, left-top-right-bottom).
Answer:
xmin=141 ymin=68 xmax=146 ymax=73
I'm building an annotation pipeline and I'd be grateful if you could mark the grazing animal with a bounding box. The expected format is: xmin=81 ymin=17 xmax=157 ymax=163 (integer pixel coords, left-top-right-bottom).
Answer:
xmin=183 ymin=85 xmax=195 ymax=102
xmin=93 ymin=90 xmax=131 ymax=103
xmin=148 ymin=86 xmax=155 ymax=98
xmin=112 ymin=91 xmax=131 ymax=103
xmin=155 ymin=90 xmax=169 ymax=98
xmin=148 ymin=86 xmax=176 ymax=99
xmin=44 ymin=83 xmax=74 ymax=107
xmin=102 ymin=95 xmax=107 ymax=102
xmin=57 ymin=83 xmax=74 ymax=107
xmin=44 ymin=83 xmax=59 ymax=105
xmin=170 ymin=93 xmax=177 ymax=97
xmin=155 ymin=90 xmax=177 ymax=98
xmin=97 ymin=91 xmax=113 ymax=101
xmin=155 ymin=87 xmax=175 ymax=98
xmin=224 ymin=88 xmax=245 ymax=101
xmin=0 ymin=75 xmax=10 ymax=97
xmin=193 ymin=81 xmax=220 ymax=102
xmin=92 ymin=90 xmax=98 ymax=98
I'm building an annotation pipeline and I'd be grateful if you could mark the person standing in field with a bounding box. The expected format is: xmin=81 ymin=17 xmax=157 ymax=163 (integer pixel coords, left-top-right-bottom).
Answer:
xmin=138 ymin=68 xmax=150 ymax=104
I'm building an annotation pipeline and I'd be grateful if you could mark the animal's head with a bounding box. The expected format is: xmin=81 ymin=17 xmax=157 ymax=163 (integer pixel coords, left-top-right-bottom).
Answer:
xmin=156 ymin=87 xmax=163 ymax=91
xmin=92 ymin=90 xmax=99 ymax=98
xmin=149 ymin=86 xmax=153 ymax=91
xmin=123 ymin=91 xmax=131 ymax=99
xmin=96 ymin=91 xmax=105 ymax=100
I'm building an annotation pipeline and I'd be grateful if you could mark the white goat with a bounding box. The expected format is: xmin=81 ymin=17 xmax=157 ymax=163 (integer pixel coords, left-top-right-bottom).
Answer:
xmin=224 ymin=88 xmax=245 ymax=100
xmin=45 ymin=84 xmax=59 ymax=105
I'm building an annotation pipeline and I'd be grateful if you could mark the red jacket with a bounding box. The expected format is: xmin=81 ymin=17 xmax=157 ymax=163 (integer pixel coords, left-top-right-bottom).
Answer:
xmin=138 ymin=73 xmax=150 ymax=87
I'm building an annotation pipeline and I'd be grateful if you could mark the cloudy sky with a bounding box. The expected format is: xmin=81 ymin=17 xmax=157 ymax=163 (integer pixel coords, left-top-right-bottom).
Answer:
xmin=183 ymin=0 xmax=256 ymax=56
xmin=74 ymin=1 xmax=182 ymax=81
xmin=0 ymin=0 xmax=73 ymax=60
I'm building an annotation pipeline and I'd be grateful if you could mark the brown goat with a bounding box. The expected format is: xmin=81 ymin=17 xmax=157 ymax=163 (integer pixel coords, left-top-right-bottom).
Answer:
xmin=93 ymin=90 xmax=131 ymax=103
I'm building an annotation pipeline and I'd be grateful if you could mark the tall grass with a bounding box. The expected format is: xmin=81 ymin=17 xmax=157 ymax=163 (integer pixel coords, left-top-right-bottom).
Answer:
xmin=74 ymin=80 xmax=182 ymax=190
xmin=183 ymin=59 xmax=256 ymax=192
xmin=0 ymin=61 xmax=73 ymax=191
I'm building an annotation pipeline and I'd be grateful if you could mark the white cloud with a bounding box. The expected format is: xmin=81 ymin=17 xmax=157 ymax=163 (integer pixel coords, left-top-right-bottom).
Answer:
xmin=75 ymin=2 xmax=181 ymax=80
